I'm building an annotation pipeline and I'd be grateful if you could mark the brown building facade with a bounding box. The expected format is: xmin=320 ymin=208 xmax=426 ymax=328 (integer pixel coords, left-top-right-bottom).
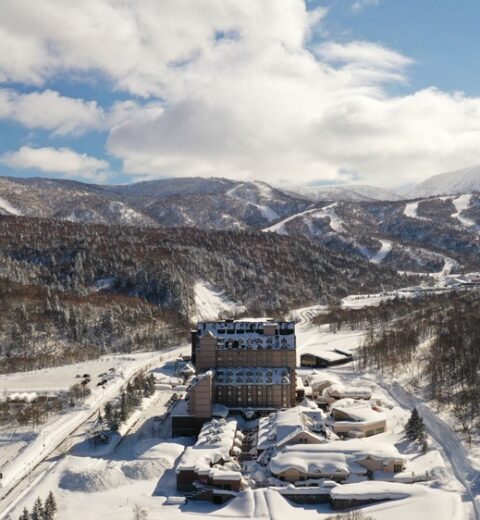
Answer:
xmin=189 ymin=319 xmax=297 ymax=414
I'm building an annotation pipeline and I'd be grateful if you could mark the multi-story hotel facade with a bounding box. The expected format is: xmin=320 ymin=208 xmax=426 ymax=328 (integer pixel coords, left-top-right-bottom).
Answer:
xmin=173 ymin=319 xmax=297 ymax=434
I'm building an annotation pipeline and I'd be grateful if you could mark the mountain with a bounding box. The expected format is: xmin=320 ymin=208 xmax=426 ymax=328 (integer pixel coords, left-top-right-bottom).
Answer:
xmin=263 ymin=194 xmax=480 ymax=274
xmin=0 ymin=176 xmax=310 ymax=230
xmin=285 ymin=184 xmax=403 ymax=202
xmin=404 ymin=165 xmax=480 ymax=198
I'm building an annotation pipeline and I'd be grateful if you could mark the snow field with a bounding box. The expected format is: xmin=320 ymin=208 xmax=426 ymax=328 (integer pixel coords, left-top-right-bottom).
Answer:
xmin=193 ymin=282 xmax=246 ymax=322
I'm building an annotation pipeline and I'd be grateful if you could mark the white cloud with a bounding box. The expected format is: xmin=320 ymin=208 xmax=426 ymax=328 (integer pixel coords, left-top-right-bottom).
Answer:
xmin=0 ymin=89 xmax=104 ymax=135
xmin=317 ymin=41 xmax=412 ymax=72
xmin=351 ymin=0 xmax=381 ymax=11
xmin=0 ymin=146 xmax=110 ymax=181
xmin=0 ymin=0 xmax=480 ymax=187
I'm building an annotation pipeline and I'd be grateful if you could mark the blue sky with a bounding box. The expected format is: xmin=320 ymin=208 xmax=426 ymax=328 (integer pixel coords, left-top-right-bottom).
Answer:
xmin=318 ymin=0 xmax=480 ymax=96
xmin=0 ymin=0 xmax=479 ymax=188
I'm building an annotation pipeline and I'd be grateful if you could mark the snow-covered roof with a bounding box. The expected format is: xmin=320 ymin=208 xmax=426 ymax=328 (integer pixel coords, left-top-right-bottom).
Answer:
xmin=270 ymin=451 xmax=350 ymax=476
xmin=196 ymin=320 xmax=296 ymax=350
xmin=208 ymin=467 xmax=243 ymax=481
xmin=301 ymin=350 xmax=352 ymax=362
xmin=2 ymin=392 xmax=38 ymax=402
xmin=330 ymin=399 xmax=385 ymax=423
xmin=216 ymin=367 xmax=291 ymax=386
xmin=181 ymin=362 xmax=195 ymax=375
xmin=270 ymin=439 xmax=403 ymax=477
xmin=257 ymin=406 xmax=326 ymax=450
xmin=176 ymin=418 xmax=238 ymax=473
xmin=278 ymin=439 xmax=403 ymax=461
xmin=330 ymin=481 xmax=411 ymax=501
xmin=306 ymin=372 xmax=341 ymax=390
xmin=324 ymin=384 xmax=372 ymax=400
xmin=188 ymin=370 xmax=214 ymax=391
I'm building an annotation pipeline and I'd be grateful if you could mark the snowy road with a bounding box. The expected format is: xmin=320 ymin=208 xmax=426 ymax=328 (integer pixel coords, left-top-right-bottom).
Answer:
xmin=0 ymin=345 xmax=189 ymax=518
xmin=293 ymin=301 xmax=478 ymax=519
xmin=380 ymin=381 xmax=479 ymax=520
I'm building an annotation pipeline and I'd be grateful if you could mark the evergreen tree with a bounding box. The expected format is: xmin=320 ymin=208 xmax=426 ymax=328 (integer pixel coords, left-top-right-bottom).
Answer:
xmin=104 ymin=401 xmax=115 ymax=430
xmin=44 ymin=491 xmax=57 ymax=519
xmin=18 ymin=507 xmax=30 ymax=520
xmin=120 ymin=391 xmax=129 ymax=423
xmin=31 ymin=497 xmax=44 ymax=520
xmin=405 ymin=408 xmax=427 ymax=444
xmin=405 ymin=408 xmax=419 ymax=440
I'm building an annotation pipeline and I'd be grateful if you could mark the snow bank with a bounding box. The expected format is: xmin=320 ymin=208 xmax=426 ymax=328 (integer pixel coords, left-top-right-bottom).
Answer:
xmin=121 ymin=459 xmax=169 ymax=480
xmin=134 ymin=440 xmax=185 ymax=462
xmin=59 ymin=463 xmax=128 ymax=493
xmin=331 ymin=480 xmax=410 ymax=501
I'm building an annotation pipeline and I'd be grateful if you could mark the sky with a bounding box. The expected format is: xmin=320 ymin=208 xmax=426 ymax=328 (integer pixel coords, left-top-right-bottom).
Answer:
xmin=0 ymin=0 xmax=480 ymax=188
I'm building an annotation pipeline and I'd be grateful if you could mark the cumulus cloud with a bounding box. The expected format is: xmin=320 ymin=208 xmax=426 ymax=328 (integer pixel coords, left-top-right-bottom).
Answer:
xmin=0 ymin=146 xmax=110 ymax=181
xmin=0 ymin=89 xmax=104 ymax=135
xmin=0 ymin=0 xmax=480 ymax=187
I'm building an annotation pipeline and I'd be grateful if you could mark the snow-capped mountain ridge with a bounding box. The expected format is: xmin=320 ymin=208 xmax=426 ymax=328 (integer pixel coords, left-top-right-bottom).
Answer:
xmin=403 ymin=165 xmax=480 ymax=198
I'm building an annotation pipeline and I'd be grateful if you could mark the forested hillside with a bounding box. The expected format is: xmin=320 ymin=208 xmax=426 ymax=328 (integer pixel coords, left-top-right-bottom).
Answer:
xmin=0 ymin=215 xmax=407 ymax=373
xmin=317 ymin=293 xmax=480 ymax=441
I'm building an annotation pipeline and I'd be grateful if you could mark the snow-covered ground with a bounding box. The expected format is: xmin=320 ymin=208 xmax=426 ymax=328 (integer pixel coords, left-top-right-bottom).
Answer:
xmin=452 ymin=194 xmax=477 ymax=228
xmin=0 ymin=196 xmax=22 ymax=216
xmin=0 ymin=353 xmax=157 ymax=394
xmin=193 ymin=282 xmax=246 ymax=322
xmin=3 ymin=296 xmax=478 ymax=520
xmin=0 ymin=346 xmax=189 ymax=510
xmin=264 ymin=203 xmax=346 ymax=236
xmin=403 ymin=201 xmax=424 ymax=219
xmin=370 ymin=239 xmax=392 ymax=264
xmin=263 ymin=208 xmax=318 ymax=235
xmin=225 ymin=182 xmax=280 ymax=222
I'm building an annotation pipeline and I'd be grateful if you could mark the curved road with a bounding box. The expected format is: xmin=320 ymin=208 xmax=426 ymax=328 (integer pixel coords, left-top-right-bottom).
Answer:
xmin=380 ymin=381 xmax=479 ymax=520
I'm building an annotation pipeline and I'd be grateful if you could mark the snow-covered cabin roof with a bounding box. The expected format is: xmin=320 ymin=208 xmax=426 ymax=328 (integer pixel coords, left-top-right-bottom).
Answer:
xmin=257 ymin=406 xmax=326 ymax=450
xmin=324 ymin=384 xmax=373 ymax=400
xmin=270 ymin=450 xmax=350 ymax=476
xmin=270 ymin=440 xmax=403 ymax=477
xmin=176 ymin=418 xmax=238 ymax=474
xmin=278 ymin=439 xmax=403 ymax=461
xmin=208 ymin=467 xmax=243 ymax=482
xmin=306 ymin=372 xmax=341 ymax=390
xmin=330 ymin=399 xmax=385 ymax=423
xmin=216 ymin=367 xmax=291 ymax=386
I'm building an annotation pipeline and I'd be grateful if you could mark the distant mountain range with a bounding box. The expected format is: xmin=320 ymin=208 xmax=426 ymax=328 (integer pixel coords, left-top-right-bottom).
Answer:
xmin=0 ymin=164 xmax=479 ymax=276
xmin=401 ymin=165 xmax=480 ymax=198
xmin=1 ymin=164 xmax=480 ymax=369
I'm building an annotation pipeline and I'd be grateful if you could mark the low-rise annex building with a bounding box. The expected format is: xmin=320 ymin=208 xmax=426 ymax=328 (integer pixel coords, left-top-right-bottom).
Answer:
xmin=269 ymin=441 xmax=405 ymax=483
xmin=257 ymin=402 xmax=335 ymax=453
xmin=328 ymin=399 xmax=387 ymax=438
xmin=176 ymin=418 xmax=247 ymax=497
xmin=300 ymin=350 xmax=353 ymax=369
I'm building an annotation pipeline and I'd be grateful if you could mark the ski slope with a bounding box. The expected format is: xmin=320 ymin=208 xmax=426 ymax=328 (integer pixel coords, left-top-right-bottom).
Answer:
xmin=263 ymin=208 xmax=318 ymax=235
xmin=193 ymin=282 xmax=245 ymax=321
xmin=370 ymin=239 xmax=393 ymax=264
xmin=452 ymin=194 xmax=476 ymax=227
